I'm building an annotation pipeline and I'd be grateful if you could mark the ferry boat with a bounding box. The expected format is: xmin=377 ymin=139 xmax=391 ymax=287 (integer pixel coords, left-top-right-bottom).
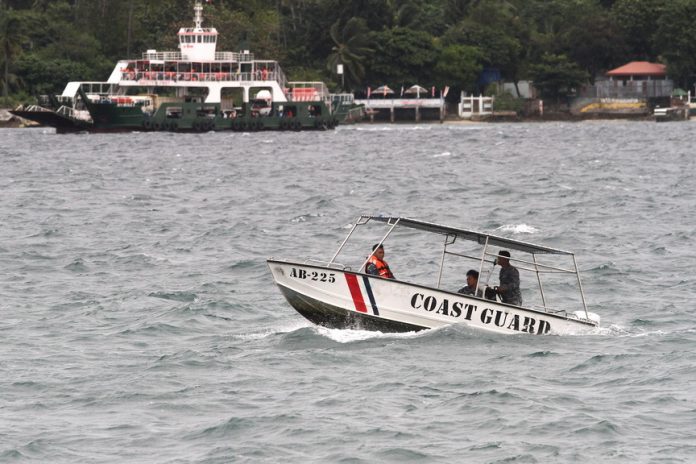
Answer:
xmin=11 ymin=1 xmax=339 ymax=133
xmin=267 ymin=216 xmax=601 ymax=336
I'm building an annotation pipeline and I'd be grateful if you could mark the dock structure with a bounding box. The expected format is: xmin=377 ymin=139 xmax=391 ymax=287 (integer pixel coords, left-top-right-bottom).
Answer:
xmin=354 ymin=97 xmax=445 ymax=122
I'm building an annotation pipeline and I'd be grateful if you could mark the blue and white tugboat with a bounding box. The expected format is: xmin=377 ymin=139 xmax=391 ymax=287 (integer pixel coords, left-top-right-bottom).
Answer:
xmin=268 ymin=216 xmax=601 ymax=335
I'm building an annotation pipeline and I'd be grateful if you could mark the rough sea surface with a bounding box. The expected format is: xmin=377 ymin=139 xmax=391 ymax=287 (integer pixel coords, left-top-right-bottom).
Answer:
xmin=2 ymin=122 xmax=695 ymax=463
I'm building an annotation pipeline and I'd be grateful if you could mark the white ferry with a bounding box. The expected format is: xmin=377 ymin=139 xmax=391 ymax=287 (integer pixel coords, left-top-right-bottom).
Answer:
xmin=12 ymin=1 xmax=341 ymax=132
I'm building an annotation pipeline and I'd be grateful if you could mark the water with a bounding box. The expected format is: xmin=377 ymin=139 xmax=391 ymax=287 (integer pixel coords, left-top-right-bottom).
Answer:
xmin=1 ymin=122 xmax=695 ymax=463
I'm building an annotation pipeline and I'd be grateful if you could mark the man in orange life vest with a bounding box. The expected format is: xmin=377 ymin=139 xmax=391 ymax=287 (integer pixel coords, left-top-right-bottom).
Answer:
xmin=366 ymin=244 xmax=395 ymax=279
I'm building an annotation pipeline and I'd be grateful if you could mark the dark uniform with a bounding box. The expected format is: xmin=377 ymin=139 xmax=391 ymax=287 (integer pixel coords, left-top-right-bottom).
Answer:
xmin=499 ymin=266 xmax=522 ymax=306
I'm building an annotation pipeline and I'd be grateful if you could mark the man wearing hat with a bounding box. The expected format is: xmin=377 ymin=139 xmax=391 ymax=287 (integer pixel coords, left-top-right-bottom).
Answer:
xmin=495 ymin=250 xmax=522 ymax=306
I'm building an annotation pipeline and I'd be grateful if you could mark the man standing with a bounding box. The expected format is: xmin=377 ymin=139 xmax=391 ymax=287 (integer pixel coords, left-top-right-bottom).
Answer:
xmin=495 ymin=250 xmax=522 ymax=306
xmin=365 ymin=244 xmax=395 ymax=279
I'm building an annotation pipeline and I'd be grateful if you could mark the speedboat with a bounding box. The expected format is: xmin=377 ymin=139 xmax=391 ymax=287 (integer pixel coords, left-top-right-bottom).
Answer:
xmin=267 ymin=215 xmax=600 ymax=335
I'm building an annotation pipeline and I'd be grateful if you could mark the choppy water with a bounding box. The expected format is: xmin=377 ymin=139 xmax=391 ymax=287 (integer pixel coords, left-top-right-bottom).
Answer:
xmin=2 ymin=122 xmax=696 ymax=463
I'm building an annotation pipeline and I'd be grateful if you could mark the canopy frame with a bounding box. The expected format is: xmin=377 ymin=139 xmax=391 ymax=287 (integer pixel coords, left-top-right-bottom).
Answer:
xmin=326 ymin=215 xmax=589 ymax=317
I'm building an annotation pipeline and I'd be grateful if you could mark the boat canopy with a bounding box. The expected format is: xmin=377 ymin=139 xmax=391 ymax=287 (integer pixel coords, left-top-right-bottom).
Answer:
xmin=320 ymin=215 xmax=589 ymax=318
xmin=365 ymin=216 xmax=573 ymax=255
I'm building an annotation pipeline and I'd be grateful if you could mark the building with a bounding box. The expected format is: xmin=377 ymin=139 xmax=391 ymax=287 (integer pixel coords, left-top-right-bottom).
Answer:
xmin=588 ymin=61 xmax=673 ymax=98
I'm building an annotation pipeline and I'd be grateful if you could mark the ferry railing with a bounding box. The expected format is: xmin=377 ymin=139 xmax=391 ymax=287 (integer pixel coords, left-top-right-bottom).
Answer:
xmin=78 ymin=82 xmax=118 ymax=96
xmin=121 ymin=71 xmax=284 ymax=84
xmin=56 ymin=105 xmax=92 ymax=122
xmin=140 ymin=51 xmax=255 ymax=62
xmin=19 ymin=104 xmax=51 ymax=112
xmin=287 ymin=82 xmax=332 ymax=105
xmin=331 ymin=93 xmax=355 ymax=103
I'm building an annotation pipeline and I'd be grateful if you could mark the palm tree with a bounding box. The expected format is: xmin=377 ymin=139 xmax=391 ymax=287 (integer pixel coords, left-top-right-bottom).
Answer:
xmin=326 ymin=17 xmax=373 ymax=91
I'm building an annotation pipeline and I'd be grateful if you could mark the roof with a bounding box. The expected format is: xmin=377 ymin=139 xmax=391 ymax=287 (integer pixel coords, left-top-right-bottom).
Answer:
xmin=366 ymin=216 xmax=573 ymax=255
xmin=606 ymin=61 xmax=666 ymax=77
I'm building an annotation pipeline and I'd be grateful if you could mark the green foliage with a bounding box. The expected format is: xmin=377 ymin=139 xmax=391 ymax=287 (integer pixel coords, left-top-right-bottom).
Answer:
xmin=2 ymin=0 xmax=696 ymax=104
xmin=433 ymin=44 xmax=482 ymax=92
xmin=15 ymin=55 xmax=101 ymax=95
xmin=366 ymin=27 xmax=437 ymax=85
xmin=492 ymin=91 xmax=523 ymax=113
xmin=528 ymin=53 xmax=589 ymax=100
xmin=0 ymin=6 xmax=31 ymax=102
xmin=654 ymin=0 xmax=696 ymax=88
xmin=326 ymin=17 xmax=374 ymax=91
xmin=611 ymin=0 xmax=666 ymax=59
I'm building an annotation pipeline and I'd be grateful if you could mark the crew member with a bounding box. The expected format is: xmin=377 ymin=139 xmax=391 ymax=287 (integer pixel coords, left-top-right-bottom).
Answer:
xmin=365 ymin=244 xmax=395 ymax=279
xmin=458 ymin=269 xmax=483 ymax=297
xmin=495 ymin=250 xmax=522 ymax=306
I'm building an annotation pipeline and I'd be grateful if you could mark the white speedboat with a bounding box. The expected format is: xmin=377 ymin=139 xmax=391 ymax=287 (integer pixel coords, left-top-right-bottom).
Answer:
xmin=267 ymin=216 xmax=600 ymax=335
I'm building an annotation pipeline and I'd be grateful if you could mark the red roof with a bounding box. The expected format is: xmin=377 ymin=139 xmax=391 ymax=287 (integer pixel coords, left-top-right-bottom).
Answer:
xmin=606 ymin=61 xmax=666 ymax=77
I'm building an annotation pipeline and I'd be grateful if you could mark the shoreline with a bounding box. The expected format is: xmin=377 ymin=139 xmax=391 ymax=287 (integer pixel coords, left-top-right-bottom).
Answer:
xmin=2 ymin=107 xmax=693 ymax=129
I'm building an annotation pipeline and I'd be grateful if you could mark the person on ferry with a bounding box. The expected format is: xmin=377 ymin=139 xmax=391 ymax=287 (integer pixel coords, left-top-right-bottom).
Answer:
xmin=458 ymin=269 xmax=483 ymax=297
xmin=494 ymin=250 xmax=522 ymax=306
xmin=365 ymin=244 xmax=395 ymax=279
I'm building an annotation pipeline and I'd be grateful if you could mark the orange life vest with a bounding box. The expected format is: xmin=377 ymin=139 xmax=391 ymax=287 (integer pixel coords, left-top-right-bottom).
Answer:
xmin=367 ymin=255 xmax=394 ymax=279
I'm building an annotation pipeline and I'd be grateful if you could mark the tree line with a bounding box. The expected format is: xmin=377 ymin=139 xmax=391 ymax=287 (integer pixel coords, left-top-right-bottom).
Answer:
xmin=2 ymin=0 xmax=696 ymax=106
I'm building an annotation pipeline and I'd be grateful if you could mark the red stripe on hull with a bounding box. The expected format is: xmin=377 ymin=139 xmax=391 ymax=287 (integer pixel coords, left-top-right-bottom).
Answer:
xmin=345 ymin=274 xmax=368 ymax=313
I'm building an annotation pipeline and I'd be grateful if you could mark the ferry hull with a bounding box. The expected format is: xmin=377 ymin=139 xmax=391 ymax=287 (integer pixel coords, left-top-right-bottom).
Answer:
xmin=268 ymin=259 xmax=598 ymax=336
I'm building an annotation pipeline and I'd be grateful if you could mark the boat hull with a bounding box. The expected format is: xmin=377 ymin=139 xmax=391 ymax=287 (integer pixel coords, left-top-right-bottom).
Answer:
xmin=268 ymin=259 xmax=598 ymax=335
xmin=10 ymin=109 xmax=92 ymax=132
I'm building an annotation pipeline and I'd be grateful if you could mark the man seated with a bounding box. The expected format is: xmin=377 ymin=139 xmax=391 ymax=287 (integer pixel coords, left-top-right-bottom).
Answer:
xmin=458 ymin=269 xmax=483 ymax=297
xmin=365 ymin=244 xmax=395 ymax=279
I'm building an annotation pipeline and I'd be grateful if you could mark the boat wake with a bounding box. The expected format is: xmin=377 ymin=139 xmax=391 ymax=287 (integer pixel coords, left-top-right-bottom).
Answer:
xmin=313 ymin=326 xmax=423 ymax=343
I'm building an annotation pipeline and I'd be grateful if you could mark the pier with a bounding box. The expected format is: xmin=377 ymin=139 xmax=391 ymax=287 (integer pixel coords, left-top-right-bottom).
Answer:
xmin=354 ymin=97 xmax=445 ymax=122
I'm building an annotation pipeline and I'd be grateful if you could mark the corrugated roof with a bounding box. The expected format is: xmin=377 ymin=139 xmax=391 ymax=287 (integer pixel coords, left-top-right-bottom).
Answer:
xmin=606 ymin=61 xmax=666 ymax=77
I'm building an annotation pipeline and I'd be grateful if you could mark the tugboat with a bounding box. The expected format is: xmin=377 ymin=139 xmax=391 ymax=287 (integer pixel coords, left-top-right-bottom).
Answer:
xmin=12 ymin=1 xmax=338 ymax=133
